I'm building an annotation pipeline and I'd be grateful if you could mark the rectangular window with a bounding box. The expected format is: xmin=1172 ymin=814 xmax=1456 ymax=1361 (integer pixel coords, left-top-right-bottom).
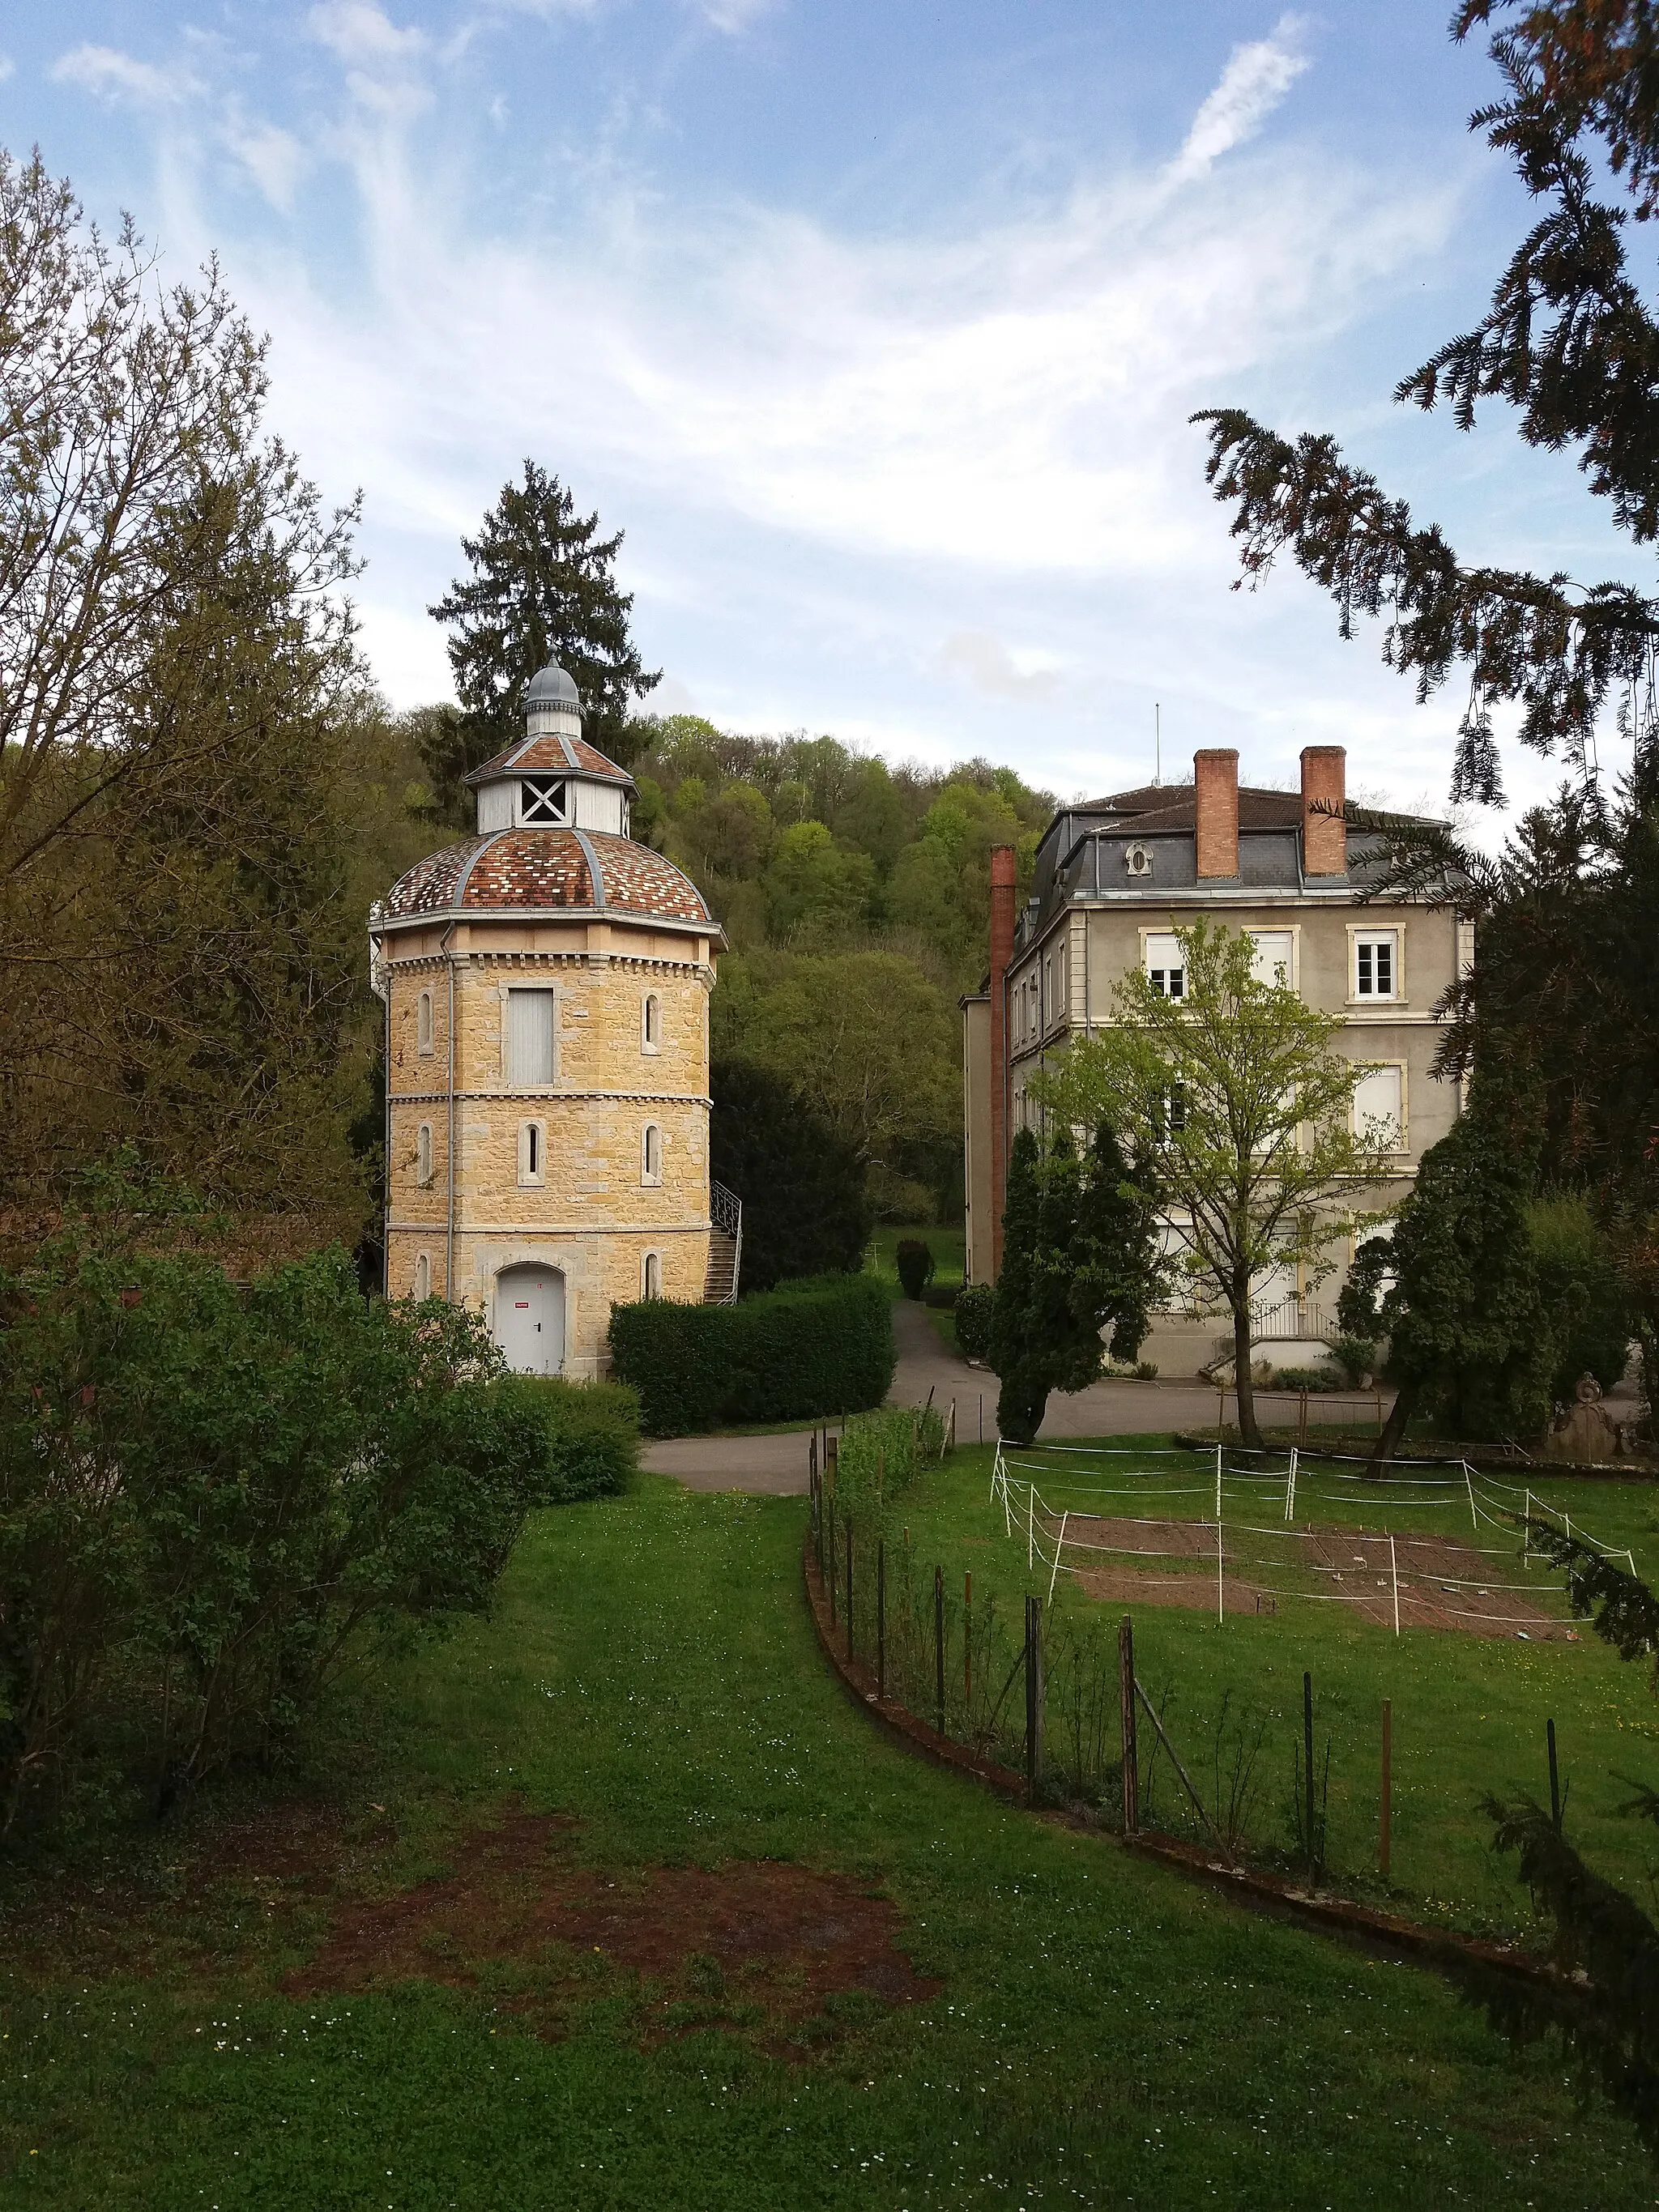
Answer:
xmin=1353 ymin=1063 xmax=1404 ymax=1149
xmin=1250 ymin=931 xmax=1294 ymax=988
xmin=1145 ymin=931 xmax=1184 ymax=999
xmin=1355 ymin=931 xmax=1397 ymax=999
xmin=508 ymin=989 xmax=556 ymax=1086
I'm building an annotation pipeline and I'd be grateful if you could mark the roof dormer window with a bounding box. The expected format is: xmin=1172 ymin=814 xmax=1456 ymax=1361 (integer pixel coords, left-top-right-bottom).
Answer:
xmin=520 ymin=776 xmax=568 ymax=825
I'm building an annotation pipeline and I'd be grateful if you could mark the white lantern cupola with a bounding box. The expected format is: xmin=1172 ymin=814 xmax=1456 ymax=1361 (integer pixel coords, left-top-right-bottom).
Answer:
xmin=465 ymin=659 xmax=635 ymax=836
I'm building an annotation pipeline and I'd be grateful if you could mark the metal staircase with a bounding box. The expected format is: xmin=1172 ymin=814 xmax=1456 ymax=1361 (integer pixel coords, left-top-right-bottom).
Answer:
xmin=703 ymin=1181 xmax=743 ymax=1304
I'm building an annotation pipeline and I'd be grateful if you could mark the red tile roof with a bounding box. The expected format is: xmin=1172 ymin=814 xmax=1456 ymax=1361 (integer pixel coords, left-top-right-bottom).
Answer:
xmin=463 ymin=734 xmax=634 ymax=786
xmin=382 ymin=829 xmax=711 ymax=926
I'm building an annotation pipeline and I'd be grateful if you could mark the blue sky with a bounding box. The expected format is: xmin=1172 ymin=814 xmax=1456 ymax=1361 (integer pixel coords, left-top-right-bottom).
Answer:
xmin=6 ymin=1 xmax=1640 ymax=825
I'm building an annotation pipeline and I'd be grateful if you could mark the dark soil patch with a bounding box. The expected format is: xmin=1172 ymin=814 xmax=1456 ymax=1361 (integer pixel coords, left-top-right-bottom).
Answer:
xmin=1062 ymin=1515 xmax=1576 ymax=1639
xmin=283 ymin=1809 xmax=940 ymax=2052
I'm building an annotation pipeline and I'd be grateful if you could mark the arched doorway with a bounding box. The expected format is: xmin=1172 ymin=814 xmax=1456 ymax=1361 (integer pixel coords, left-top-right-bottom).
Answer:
xmin=494 ymin=1263 xmax=566 ymax=1375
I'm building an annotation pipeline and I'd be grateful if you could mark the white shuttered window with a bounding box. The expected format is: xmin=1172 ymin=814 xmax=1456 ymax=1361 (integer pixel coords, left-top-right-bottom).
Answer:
xmin=1145 ymin=932 xmax=1184 ymax=999
xmin=508 ymin=990 xmax=555 ymax=1086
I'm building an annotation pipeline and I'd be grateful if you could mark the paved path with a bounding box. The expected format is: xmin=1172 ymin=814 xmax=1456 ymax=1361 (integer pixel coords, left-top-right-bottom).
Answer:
xmin=642 ymin=1299 xmax=1238 ymax=1494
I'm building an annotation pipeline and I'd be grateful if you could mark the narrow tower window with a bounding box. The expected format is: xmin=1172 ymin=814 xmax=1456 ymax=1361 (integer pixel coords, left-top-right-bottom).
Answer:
xmin=518 ymin=1119 xmax=546 ymax=1186
xmin=642 ymin=1123 xmax=663 ymax=1185
xmin=642 ymin=1251 xmax=662 ymax=1298
xmin=642 ymin=991 xmax=661 ymax=1052
xmin=414 ymin=1251 xmax=430 ymax=1299
xmin=416 ymin=1122 xmax=433 ymax=1186
xmin=417 ymin=989 xmax=433 ymax=1055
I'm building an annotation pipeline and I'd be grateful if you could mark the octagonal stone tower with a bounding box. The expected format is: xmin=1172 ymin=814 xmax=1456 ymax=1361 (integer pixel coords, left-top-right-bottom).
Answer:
xmin=369 ymin=663 xmax=731 ymax=1377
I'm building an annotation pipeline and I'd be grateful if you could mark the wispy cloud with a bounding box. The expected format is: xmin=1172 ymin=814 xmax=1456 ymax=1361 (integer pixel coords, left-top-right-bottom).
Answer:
xmin=1171 ymin=13 xmax=1310 ymax=181
xmin=51 ymin=44 xmax=202 ymax=107
xmin=0 ymin=55 xmax=15 ymax=85
xmin=46 ymin=11 xmax=1481 ymax=811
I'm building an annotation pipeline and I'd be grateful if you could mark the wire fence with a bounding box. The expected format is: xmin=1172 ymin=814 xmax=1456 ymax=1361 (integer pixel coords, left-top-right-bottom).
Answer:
xmin=804 ymin=1430 xmax=1633 ymax=1881
xmin=989 ymin=1438 xmax=1635 ymax=1639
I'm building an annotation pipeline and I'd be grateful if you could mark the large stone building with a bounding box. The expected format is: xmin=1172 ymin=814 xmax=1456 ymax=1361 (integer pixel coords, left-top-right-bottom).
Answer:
xmin=962 ymin=745 xmax=1469 ymax=1372
xmin=369 ymin=662 xmax=736 ymax=1377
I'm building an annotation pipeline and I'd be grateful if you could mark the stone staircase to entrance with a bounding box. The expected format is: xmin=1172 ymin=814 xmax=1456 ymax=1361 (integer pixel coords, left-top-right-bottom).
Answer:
xmin=703 ymin=1180 xmax=743 ymax=1304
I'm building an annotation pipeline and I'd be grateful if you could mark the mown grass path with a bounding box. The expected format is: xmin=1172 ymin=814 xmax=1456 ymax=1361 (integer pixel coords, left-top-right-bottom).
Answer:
xmin=2 ymin=1476 xmax=1656 ymax=2208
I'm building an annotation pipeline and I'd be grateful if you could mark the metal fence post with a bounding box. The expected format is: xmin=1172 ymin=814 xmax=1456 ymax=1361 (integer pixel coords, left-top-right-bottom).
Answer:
xmin=845 ymin=1518 xmax=854 ymax=1661
xmin=1025 ymin=1594 xmax=1043 ymax=1802
xmin=934 ymin=1565 xmax=945 ymax=1736
xmin=1118 ymin=1615 xmax=1138 ymax=1835
xmin=827 ymin=1493 xmax=837 ymax=1626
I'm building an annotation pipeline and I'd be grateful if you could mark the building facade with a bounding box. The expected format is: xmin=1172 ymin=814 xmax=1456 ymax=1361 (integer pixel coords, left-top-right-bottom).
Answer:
xmin=370 ymin=662 xmax=734 ymax=1378
xmin=962 ymin=746 xmax=1469 ymax=1370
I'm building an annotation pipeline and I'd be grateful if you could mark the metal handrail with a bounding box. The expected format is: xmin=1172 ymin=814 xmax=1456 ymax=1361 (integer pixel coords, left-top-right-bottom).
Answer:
xmin=710 ymin=1180 xmax=743 ymax=1305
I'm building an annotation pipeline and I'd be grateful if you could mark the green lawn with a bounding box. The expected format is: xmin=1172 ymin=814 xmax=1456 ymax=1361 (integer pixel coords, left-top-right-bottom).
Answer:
xmin=3 ymin=1472 xmax=1657 ymax=2207
xmin=885 ymin=1436 xmax=1659 ymax=1939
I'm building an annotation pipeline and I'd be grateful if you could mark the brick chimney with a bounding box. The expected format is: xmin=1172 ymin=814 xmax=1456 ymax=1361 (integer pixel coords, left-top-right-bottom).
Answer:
xmin=1300 ymin=745 xmax=1347 ymax=876
xmin=988 ymin=844 xmax=1017 ymax=1277
xmin=1193 ymin=749 xmax=1239 ymax=878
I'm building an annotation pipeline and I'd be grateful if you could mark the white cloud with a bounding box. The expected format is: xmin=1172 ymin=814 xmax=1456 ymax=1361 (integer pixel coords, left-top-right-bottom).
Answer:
xmin=1171 ymin=14 xmax=1310 ymax=180
xmin=225 ymin=116 xmax=309 ymax=212
xmin=696 ymin=0 xmax=777 ymax=32
xmin=51 ymin=44 xmax=201 ymax=108
xmin=306 ymin=3 xmax=429 ymax=65
xmin=936 ymin=633 xmax=1065 ymax=701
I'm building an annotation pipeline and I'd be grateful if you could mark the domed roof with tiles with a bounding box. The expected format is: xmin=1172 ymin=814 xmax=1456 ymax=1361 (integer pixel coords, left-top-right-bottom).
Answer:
xmin=381 ymin=827 xmax=712 ymax=927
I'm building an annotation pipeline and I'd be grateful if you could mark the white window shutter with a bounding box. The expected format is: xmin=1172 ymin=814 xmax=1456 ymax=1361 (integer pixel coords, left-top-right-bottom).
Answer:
xmin=1250 ymin=931 xmax=1294 ymax=987
xmin=1353 ymin=1065 xmax=1403 ymax=1148
xmin=508 ymin=991 xmax=555 ymax=1086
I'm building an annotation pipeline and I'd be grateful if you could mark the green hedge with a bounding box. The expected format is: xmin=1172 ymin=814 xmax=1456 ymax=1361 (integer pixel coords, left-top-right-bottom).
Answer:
xmin=500 ymin=1376 xmax=641 ymax=1501
xmin=609 ymin=1274 xmax=895 ymax=1436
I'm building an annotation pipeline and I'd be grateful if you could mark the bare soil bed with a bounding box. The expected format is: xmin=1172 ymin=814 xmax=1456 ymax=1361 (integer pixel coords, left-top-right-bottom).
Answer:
xmin=1066 ymin=1515 xmax=1576 ymax=1638
xmin=283 ymin=1807 xmax=940 ymax=2050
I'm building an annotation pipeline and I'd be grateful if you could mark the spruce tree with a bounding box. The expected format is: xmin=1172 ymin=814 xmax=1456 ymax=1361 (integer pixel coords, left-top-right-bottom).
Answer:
xmin=988 ymin=1123 xmax=1166 ymax=1445
xmin=1365 ymin=1079 xmax=1550 ymax=1458
xmin=426 ymin=462 xmax=659 ymax=816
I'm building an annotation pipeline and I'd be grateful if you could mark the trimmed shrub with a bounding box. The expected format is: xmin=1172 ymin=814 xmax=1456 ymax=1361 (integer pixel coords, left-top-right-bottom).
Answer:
xmin=502 ymin=1377 xmax=641 ymax=1502
xmin=609 ymin=1274 xmax=895 ymax=1435
xmin=895 ymin=1238 xmax=935 ymax=1299
xmin=953 ymin=1283 xmax=995 ymax=1359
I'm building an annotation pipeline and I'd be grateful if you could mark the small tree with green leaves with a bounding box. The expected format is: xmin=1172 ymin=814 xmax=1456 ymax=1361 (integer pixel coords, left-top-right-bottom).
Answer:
xmin=1035 ymin=918 xmax=1394 ymax=1451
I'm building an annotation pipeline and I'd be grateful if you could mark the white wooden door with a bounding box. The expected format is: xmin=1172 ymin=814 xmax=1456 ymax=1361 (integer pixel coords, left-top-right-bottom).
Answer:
xmin=494 ymin=1264 xmax=565 ymax=1375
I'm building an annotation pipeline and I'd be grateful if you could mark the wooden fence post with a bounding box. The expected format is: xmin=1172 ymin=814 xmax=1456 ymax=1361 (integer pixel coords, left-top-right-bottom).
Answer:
xmin=934 ymin=1566 xmax=945 ymax=1736
xmin=827 ymin=1493 xmax=837 ymax=1626
xmin=1119 ymin=1614 xmax=1138 ymax=1835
